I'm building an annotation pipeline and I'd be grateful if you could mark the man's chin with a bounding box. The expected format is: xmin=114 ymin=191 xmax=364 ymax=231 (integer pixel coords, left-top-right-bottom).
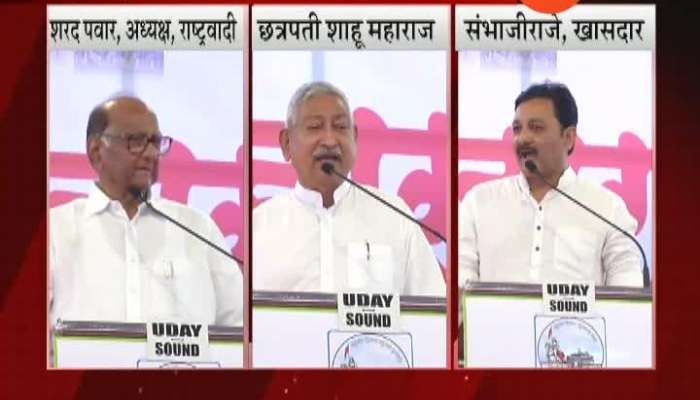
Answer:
xmin=130 ymin=178 xmax=153 ymax=191
xmin=298 ymin=172 xmax=341 ymax=192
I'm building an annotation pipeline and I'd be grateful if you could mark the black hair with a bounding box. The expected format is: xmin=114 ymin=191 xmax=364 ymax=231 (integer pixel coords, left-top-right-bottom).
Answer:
xmin=515 ymin=81 xmax=578 ymax=154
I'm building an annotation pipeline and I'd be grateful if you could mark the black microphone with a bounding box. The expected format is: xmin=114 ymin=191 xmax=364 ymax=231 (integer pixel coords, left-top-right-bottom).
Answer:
xmin=321 ymin=163 xmax=446 ymax=242
xmin=127 ymin=186 xmax=243 ymax=266
xmin=524 ymin=160 xmax=650 ymax=288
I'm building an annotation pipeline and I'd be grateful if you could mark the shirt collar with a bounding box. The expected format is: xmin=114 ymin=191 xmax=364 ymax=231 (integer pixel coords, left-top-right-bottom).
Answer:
xmin=85 ymin=182 xmax=112 ymax=216
xmin=85 ymin=182 xmax=159 ymax=217
xmin=557 ymin=166 xmax=576 ymax=191
xmin=293 ymin=180 xmax=351 ymax=211
xmin=517 ymin=166 xmax=577 ymax=197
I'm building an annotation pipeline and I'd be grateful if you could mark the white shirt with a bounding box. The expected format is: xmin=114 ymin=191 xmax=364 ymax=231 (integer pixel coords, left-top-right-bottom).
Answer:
xmin=253 ymin=181 xmax=445 ymax=296
xmin=50 ymin=184 xmax=243 ymax=326
xmin=459 ymin=167 xmax=643 ymax=288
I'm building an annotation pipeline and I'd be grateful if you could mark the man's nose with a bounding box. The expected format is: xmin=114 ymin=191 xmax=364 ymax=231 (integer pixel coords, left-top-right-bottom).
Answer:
xmin=319 ymin=125 xmax=340 ymax=146
xmin=516 ymin=128 xmax=535 ymax=146
xmin=142 ymin=138 xmax=160 ymax=159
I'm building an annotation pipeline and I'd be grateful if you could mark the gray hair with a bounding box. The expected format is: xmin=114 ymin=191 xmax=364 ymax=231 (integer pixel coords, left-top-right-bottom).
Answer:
xmin=285 ymin=81 xmax=353 ymax=128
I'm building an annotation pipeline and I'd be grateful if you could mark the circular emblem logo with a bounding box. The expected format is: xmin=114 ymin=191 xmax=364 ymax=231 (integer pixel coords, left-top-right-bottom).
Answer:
xmin=331 ymin=333 xmax=410 ymax=368
xmin=537 ymin=318 xmax=605 ymax=368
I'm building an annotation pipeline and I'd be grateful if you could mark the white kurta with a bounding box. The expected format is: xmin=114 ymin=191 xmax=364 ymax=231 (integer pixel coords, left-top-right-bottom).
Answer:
xmin=50 ymin=184 xmax=243 ymax=326
xmin=459 ymin=167 xmax=644 ymax=288
xmin=254 ymin=181 xmax=446 ymax=296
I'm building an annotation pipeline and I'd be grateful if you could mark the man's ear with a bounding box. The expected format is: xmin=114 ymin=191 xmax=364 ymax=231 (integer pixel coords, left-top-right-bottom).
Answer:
xmin=279 ymin=128 xmax=291 ymax=161
xmin=87 ymin=135 xmax=102 ymax=171
xmin=353 ymin=125 xmax=358 ymax=143
xmin=563 ymin=126 xmax=577 ymax=155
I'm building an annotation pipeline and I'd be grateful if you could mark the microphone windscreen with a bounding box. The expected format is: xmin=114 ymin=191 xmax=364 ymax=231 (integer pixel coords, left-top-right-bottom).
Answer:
xmin=127 ymin=186 xmax=146 ymax=201
xmin=525 ymin=160 xmax=538 ymax=173
xmin=321 ymin=162 xmax=334 ymax=175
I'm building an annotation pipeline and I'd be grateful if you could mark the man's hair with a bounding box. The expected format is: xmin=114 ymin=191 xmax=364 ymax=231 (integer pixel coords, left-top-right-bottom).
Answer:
xmin=286 ymin=81 xmax=353 ymax=128
xmin=515 ymin=81 xmax=578 ymax=128
xmin=86 ymin=102 xmax=110 ymax=142
xmin=515 ymin=81 xmax=578 ymax=155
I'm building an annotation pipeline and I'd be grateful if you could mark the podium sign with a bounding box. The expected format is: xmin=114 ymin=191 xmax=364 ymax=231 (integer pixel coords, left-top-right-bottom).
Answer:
xmin=53 ymin=321 xmax=243 ymax=368
xmin=462 ymin=282 xmax=652 ymax=368
xmin=253 ymin=291 xmax=446 ymax=368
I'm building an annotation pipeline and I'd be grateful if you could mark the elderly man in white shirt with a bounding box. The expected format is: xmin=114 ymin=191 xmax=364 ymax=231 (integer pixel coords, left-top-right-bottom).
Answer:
xmin=50 ymin=96 xmax=243 ymax=326
xmin=459 ymin=82 xmax=644 ymax=288
xmin=254 ymin=81 xmax=445 ymax=296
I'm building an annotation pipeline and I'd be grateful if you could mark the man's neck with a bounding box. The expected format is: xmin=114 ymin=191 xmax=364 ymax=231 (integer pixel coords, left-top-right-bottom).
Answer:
xmin=320 ymin=183 xmax=341 ymax=208
xmin=321 ymin=193 xmax=334 ymax=208
xmin=526 ymin=166 xmax=567 ymax=204
xmin=528 ymin=181 xmax=550 ymax=203
xmin=298 ymin=180 xmax=342 ymax=209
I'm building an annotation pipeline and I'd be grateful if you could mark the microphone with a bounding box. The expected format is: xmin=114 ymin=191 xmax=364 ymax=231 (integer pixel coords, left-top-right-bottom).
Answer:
xmin=321 ymin=162 xmax=446 ymax=242
xmin=127 ymin=186 xmax=243 ymax=266
xmin=524 ymin=160 xmax=650 ymax=288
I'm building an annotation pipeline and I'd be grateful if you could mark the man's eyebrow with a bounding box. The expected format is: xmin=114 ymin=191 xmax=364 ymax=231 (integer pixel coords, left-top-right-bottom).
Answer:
xmin=124 ymin=131 xmax=159 ymax=136
xmin=301 ymin=115 xmax=324 ymax=121
xmin=527 ymin=118 xmax=546 ymax=124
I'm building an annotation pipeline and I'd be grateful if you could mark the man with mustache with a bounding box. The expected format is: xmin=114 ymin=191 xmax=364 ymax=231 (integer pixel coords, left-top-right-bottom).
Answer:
xmin=458 ymin=82 xmax=643 ymax=287
xmin=50 ymin=96 xmax=243 ymax=326
xmin=253 ymin=81 xmax=445 ymax=296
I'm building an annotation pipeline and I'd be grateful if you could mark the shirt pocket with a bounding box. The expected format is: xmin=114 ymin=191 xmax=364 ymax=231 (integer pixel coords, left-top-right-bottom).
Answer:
xmin=553 ymin=227 xmax=600 ymax=281
xmin=148 ymin=258 xmax=216 ymax=324
xmin=346 ymin=242 xmax=396 ymax=292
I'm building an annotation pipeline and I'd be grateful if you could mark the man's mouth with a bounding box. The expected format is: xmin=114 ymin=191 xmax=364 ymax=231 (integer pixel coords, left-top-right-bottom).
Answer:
xmin=517 ymin=148 xmax=537 ymax=160
xmin=314 ymin=153 xmax=341 ymax=163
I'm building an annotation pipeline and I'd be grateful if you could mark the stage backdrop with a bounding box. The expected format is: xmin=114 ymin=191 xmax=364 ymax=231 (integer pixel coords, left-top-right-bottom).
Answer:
xmin=252 ymin=50 xmax=449 ymax=271
xmin=48 ymin=50 xmax=246 ymax=260
xmin=458 ymin=50 xmax=654 ymax=276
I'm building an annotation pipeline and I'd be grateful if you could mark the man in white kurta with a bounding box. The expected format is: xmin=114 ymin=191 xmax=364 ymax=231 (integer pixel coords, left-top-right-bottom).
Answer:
xmin=459 ymin=82 xmax=644 ymax=288
xmin=254 ymin=181 xmax=445 ymax=295
xmin=254 ymin=82 xmax=445 ymax=296
xmin=50 ymin=185 xmax=243 ymax=326
xmin=459 ymin=167 xmax=642 ymax=287
xmin=50 ymin=96 xmax=243 ymax=326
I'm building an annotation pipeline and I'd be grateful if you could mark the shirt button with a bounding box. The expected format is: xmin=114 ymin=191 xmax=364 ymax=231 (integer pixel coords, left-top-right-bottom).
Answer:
xmin=535 ymin=246 xmax=540 ymax=251
xmin=538 ymin=206 xmax=543 ymax=211
xmin=537 ymin=226 xmax=541 ymax=231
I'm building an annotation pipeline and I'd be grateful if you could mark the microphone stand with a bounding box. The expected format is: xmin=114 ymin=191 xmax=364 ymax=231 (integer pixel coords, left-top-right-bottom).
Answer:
xmin=524 ymin=161 xmax=650 ymax=288
xmin=321 ymin=163 xmax=446 ymax=242
xmin=128 ymin=187 xmax=243 ymax=266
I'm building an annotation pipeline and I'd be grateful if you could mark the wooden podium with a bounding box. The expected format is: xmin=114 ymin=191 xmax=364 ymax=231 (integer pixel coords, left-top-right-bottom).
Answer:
xmin=252 ymin=291 xmax=447 ymax=368
xmin=461 ymin=282 xmax=653 ymax=368
xmin=52 ymin=320 xmax=243 ymax=368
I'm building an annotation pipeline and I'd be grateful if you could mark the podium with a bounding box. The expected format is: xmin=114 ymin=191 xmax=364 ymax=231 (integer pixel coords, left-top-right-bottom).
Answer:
xmin=53 ymin=320 xmax=243 ymax=368
xmin=253 ymin=291 xmax=446 ymax=368
xmin=461 ymin=282 xmax=653 ymax=368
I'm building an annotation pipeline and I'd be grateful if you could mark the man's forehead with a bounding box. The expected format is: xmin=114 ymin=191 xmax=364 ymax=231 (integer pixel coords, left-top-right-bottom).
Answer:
xmin=105 ymin=99 xmax=158 ymax=129
xmin=514 ymin=98 xmax=555 ymax=120
xmin=299 ymin=94 xmax=350 ymax=117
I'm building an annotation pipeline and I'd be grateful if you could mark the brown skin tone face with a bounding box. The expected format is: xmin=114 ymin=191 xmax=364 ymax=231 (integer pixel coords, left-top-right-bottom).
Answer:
xmin=87 ymin=97 xmax=161 ymax=218
xmin=279 ymin=93 xmax=358 ymax=208
xmin=511 ymin=97 xmax=576 ymax=202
